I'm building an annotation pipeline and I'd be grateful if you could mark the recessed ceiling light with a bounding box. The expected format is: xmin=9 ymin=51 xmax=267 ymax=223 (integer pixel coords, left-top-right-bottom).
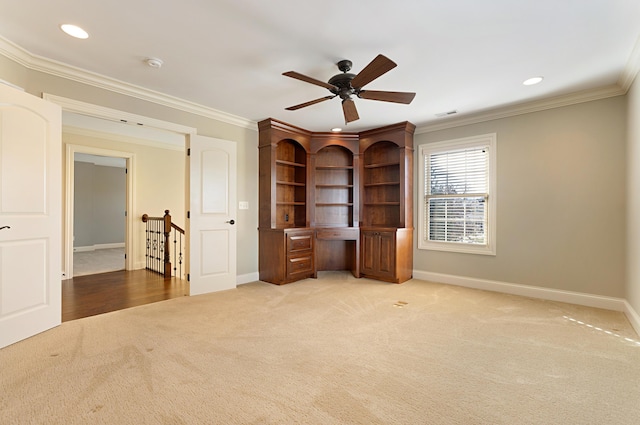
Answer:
xmin=523 ymin=76 xmax=544 ymax=86
xmin=331 ymin=127 xmax=342 ymax=132
xmin=60 ymin=24 xmax=89 ymax=39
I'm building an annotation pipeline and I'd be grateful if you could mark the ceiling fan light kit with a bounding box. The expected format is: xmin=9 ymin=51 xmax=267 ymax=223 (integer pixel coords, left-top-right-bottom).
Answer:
xmin=283 ymin=54 xmax=416 ymax=124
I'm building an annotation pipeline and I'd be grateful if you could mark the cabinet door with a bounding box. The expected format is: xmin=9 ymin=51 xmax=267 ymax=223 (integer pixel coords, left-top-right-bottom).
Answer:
xmin=361 ymin=230 xmax=377 ymax=275
xmin=377 ymin=231 xmax=396 ymax=280
xmin=360 ymin=230 xmax=396 ymax=280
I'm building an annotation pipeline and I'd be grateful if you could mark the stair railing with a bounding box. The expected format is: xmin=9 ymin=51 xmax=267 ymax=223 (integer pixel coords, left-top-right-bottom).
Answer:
xmin=141 ymin=210 xmax=185 ymax=279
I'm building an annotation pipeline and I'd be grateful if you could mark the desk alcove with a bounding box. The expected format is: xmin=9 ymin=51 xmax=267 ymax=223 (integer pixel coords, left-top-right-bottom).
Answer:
xmin=258 ymin=118 xmax=414 ymax=285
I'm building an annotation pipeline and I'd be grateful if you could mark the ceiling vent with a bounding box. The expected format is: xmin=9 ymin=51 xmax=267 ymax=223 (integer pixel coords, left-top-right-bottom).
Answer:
xmin=435 ymin=110 xmax=458 ymax=118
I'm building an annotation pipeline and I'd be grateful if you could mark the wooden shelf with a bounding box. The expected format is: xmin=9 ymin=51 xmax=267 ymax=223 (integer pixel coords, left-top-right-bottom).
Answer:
xmin=364 ymin=162 xmax=400 ymax=169
xmin=363 ymin=202 xmax=401 ymax=206
xmin=316 ymin=203 xmax=354 ymax=207
xmin=276 ymin=159 xmax=306 ymax=168
xmin=363 ymin=182 xmax=400 ymax=187
xmin=316 ymin=165 xmax=354 ymax=170
xmin=316 ymin=184 xmax=354 ymax=188
xmin=277 ymin=180 xmax=306 ymax=187
xmin=277 ymin=202 xmax=306 ymax=206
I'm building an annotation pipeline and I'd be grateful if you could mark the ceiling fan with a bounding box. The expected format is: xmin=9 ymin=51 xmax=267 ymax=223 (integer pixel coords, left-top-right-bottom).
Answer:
xmin=283 ymin=54 xmax=416 ymax=124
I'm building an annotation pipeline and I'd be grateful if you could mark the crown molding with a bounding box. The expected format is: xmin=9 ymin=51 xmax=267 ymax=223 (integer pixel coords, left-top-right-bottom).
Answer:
xmin=0 ymin=35 xmax=257 ymax=131
xmin=618 ymin=34 xmax=640 ymax=92
xmin=2 ymin=34 xmax=637 ymax=137
xmin=415 ymin=84 xmax=625 ymax=134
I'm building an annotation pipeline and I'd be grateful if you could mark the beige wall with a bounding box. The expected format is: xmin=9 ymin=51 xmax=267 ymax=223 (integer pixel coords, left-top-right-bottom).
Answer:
xmin=2 ymin=61 xmax=259 ymax=277
xmin=2 ymin=50 xmax=634 ymax=301
xmin=627 ymin=78 xmax=640 ymax=314
xmin=414 ymin=96 xmax=627 ymax=298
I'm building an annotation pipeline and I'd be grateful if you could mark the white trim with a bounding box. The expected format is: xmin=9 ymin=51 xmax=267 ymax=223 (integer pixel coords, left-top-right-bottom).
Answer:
xmin=418 ymin=133 xmax=497 ymax=255
xmin=74 ymin=243 xmax=125 ymax=252
xmin=64 ymin=145 xmax=135 ymax=280
xmin=413 ymin=270 xmax=627 ymax=312
xmin=237 ymin=272 xmax=259 ymax=285
xmin=0 ymin=35 xmax=257 ymax=131
xmin=415 ymin=85 xmax=625 ymax=134
xmin=44 ymin=94 xmax=197 ymax=136
xmin=63 ymin=125 xmax=184 ymax=152
xmin=0 ymin=78 xmax=24 ymax=91
xmin=624 ymin=301 xmax=640 ymax=337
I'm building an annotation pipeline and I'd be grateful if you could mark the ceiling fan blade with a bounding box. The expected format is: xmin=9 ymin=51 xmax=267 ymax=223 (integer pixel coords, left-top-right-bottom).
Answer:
xmin=358 ymin=90 xmax=416 ymax=104
xmin=342 ymin=98 xmax=360 ymax=123
xmin=285 ymin=95 xmax=335 ymax=111
xmin=350 ymin=54 xmax=397 ymax=89
xmin=283 ymin=71 xmax=338 ymax=91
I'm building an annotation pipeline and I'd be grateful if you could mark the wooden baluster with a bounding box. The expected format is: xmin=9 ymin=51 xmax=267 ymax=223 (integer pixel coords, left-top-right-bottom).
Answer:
xmin=163 ymin=210 xmax=172 ymax=278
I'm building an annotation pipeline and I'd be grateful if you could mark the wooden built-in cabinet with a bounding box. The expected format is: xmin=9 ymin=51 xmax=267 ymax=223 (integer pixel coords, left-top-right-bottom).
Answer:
xmin=259 ymin=118 xmax=414 ymax=285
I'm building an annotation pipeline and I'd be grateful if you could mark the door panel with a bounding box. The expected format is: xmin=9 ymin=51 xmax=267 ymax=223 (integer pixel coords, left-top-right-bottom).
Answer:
xmin=188 ymin=135 xmax=237 ymax=296
xmin=0 ymin=84 xmax=61 ymax=349
xmin=200 ymin=229 xmax=229 ymax=276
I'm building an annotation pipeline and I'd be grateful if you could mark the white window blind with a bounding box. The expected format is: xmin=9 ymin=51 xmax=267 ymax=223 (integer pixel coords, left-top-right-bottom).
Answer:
xmin=419 ymin=134 xmax=496 ymax=255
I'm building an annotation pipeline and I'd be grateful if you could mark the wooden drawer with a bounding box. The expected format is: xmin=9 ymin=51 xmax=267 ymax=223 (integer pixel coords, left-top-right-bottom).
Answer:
xmin=287 ymin=255 xmax=313 ymax=276
xmin=286 ymin=231 xmax=314 ymax=253
xmin=316 ymin=228 xmax=359 ymax=240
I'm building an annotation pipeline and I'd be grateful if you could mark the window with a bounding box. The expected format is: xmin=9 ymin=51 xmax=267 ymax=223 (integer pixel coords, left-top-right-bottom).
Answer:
xmin=418 ymin=134 xmax=496 ymax=255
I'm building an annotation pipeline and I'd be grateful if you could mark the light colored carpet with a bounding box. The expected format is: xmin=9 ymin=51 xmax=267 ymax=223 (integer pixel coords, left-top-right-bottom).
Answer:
xmin=1 ymin=271 xmax=639 ymax=424
xmin=73 ymin=248 xmax=125 ymax=276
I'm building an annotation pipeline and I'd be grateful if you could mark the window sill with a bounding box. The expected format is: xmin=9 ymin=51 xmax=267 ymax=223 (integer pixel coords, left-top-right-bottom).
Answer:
xmin=419 ymin=241 xmax=496 ymax=256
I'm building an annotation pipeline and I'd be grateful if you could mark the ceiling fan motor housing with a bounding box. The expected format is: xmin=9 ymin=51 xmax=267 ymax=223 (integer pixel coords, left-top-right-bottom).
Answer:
xmin=328 ymin=72 xmax=357 ymax=99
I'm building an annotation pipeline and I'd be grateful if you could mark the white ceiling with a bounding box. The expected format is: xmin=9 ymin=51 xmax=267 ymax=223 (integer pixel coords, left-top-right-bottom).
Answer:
xmin=1 ymin=0 xmax=640 ymax=132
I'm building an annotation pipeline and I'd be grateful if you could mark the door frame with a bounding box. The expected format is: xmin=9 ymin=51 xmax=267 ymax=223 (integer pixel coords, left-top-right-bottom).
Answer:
xmin=64 ymin=145 xmax=134 ymax=279
xmin=43 ymin=94 xmax=198 ymax=280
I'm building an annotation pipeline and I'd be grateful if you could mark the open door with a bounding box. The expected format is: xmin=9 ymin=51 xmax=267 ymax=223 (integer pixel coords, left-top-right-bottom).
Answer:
xmin=0 ymin=84 xmax=61 ymax=349
xmin=187 ymin=134 xmax=237 ymax=295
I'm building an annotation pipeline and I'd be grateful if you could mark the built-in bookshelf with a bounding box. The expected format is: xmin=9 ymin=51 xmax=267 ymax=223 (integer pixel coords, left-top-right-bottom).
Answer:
xmin=362 ymin=141 xmax=401 ymax=227
xmin=275 ymin=140 xmax=307 ymax=228
xmin=314 ymin=145 xmax=354 ymax=228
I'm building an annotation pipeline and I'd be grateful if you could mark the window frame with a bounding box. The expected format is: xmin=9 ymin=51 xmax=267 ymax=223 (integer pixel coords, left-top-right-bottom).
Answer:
xmin=418 ymin=133 xmax=497 ymax=255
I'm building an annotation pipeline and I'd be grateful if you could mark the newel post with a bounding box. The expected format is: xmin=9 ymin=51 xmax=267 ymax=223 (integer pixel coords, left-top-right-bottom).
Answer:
xmin=163 ymin=210 xmax=172 ymax=277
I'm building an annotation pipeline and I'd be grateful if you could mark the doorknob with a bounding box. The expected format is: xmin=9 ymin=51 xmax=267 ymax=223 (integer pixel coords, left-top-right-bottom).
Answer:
xmin=0 ymin=226 xmax=10 ymax=230
xmin=226 ymin=220 xmax=235 ymax=225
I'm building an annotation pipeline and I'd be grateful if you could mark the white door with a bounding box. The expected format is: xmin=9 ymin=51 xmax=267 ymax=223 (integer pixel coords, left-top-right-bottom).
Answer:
xmin=187 ymin=134 xmax=237 ymax=295
xmin=0 ymin=84 xmax=61 ymax=349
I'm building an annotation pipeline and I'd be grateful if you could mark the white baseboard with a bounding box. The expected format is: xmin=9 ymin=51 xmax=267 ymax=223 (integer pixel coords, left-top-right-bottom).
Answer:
xmin=412 ymin=270 xmax=627 ymax=312
xmin=624 ymin=300 xmax=640 ymax=337
xmin=237 ymin=272 xmax=259 ymax=285
xmin=74 ymin=242 xmax=125 ymax=252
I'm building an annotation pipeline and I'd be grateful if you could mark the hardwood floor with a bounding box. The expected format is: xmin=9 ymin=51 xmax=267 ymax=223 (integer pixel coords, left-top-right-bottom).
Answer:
xmin=62 ymin=269 xmax=189 ymax=322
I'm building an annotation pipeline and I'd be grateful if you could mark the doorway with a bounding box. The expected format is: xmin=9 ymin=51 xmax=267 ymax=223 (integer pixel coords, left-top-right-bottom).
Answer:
xmin=64 ymin=144 xmax=134 ymax=279
xmin=73 ymin=153 xmax=127 ymax=276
